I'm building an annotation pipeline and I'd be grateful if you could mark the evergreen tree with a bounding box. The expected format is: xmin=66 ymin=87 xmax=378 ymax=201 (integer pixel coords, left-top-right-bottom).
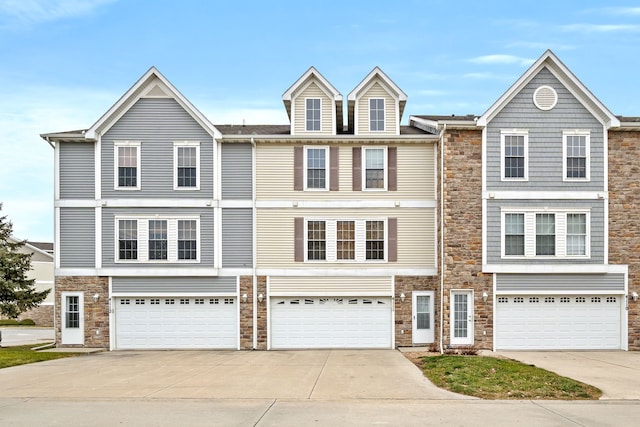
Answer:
xmin=0 ymin=204 xmax=50 ymax=318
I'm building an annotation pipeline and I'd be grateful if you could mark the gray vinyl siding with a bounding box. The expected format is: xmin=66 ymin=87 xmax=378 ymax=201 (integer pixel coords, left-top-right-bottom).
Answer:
xmin=59 ymin=142 xmax=95 ymax=198
xmin=486 ymin=199 xmax=605 ymax=264
xmin=221 ymin=143 xmax=252 ymax=199
xmin=111 ymin=276 xmax=236 ymax=293
xmin=486 ymin=68 xmax=605 ymax=191
xmin=222 ymin=208 xmax=253 ymax=268
xmin=101 ymin=98 xmax=214 ymax=198
xmin=101 ymin=207 xmax=214 ymax=268
xmin=59 ymin=207 xmax=95 ymax=268
xmin=496 ymin=273 xmax=625 ymax=292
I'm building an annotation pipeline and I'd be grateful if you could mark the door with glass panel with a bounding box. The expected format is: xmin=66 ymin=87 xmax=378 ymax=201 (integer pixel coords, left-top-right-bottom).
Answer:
xmin=412 ymin=291 xmax=434 ymax=344
xmin=450 ymin=290 xmax=473 ymax=345
xmin=61 ymin=291 xmax=84 ymax=345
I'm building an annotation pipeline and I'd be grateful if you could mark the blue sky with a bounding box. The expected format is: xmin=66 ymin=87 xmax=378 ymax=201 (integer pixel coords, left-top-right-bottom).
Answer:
xmin=1 ymin=0 xmax=640 ymax=242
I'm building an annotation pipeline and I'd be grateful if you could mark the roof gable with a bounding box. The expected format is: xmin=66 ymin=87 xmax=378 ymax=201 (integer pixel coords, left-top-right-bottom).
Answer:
xmin=85 ymin=67 xmax=220 ymax=139
xmin=477 ymin=50 xmax=619 ymax=128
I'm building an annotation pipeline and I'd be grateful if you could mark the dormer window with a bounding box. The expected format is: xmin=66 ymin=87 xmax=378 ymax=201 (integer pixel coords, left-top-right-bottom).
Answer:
xmin=306 ymin=98 xmax=321 ymax=131
xmin=369 ymin=98 xmax=385 ymax=131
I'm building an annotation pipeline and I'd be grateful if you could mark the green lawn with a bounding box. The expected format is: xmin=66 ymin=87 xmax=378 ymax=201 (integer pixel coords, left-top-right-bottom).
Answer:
xmin=419 ymin=355 xmax=601 ymax=400
xmin=0 ymin=345 xmax=80 ymax=369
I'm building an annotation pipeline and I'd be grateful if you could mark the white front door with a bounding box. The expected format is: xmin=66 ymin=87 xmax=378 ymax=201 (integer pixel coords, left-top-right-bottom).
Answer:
xmin=61 ymin=292 xmax=84 ymax=345
xmin=450 ymin=290 xmax=473 ymax=345
xmin=412 ymin=291 xmax=434 ymax=344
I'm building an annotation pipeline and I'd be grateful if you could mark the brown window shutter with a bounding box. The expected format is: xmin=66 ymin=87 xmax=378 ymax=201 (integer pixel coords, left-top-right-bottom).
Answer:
xmin=294 ymin=217 xmax=304 ymax=262
xmin=294 ymin=146 xmax=303 ymax=191
xmin=388 ymin=217 xmax=397 ymax=262
xmin=388 ymin=147 xmax=397 ymax=191
xmin=330 ymin=146 xmax=339 ymax=191
xmin=352 ymin=147 xmax=362 ymax=191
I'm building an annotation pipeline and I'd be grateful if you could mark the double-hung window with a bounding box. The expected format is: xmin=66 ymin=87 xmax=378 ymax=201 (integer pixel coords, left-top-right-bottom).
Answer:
xmin=535 ymin=213 xmax=556 ymax=256
xmin=118 ymin=219 xmax=138 ymax=260
xmin=114 ymin=141 xmax=140 ymax=189
xmin=307 ymin=220 xmax=326 ymax=261
xmin=566 ymin=213 xmax=587 ymax=256
xmin=563 ymin=131 xmax=589 ymax=180
xmin=305 ymin=147 xmax=328 ymax=190
xmin=174 ymin=142 xmax=199 ymax=190
xmin=178 ymin=220 xmax=198 ymax=260
xmin=366 ymin=220 xmax=385 ymax=260
xmin=504 ymin=213 xmax=525 ymax=256
xmin=148 ymin=220 xmax=167 ymax=260
xmin=336 ymin=220 xmax=355 ymax=260
xmin=501 ymin=131 xmax=528 ymax=180
xmin=363 ymin=147 xmax=386 ymax=190
xmin=369 ymin=98 xmax=385 ymax=131
xmin=306 ymin=98 xmax=321 ymax=131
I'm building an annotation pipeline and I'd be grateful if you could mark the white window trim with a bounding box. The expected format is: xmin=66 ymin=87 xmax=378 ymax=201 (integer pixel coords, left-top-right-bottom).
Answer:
xmin=369 ymin=98 xmax=385 ymax=132
xmin=173 ymin=141 xmax=201 ymax=190
xmin=303 ymin=146 xmax=329 ymax=191
xmin=304 ymin=218 xmax=388 ymax=263
xmin=500 ymin=208 xmax=590 ymax=259
xmin=114 ymin=141 xmax=141 ymax=190
xmin=500 ymin=130 xmax=528 ymax=182
xmin=562 ymin=130 xmax=590 ymax=182
xmin=362 ymin=146 xmax=388 ymax=191
xmin=305 ymin=97 xmax=321 ymax=132
xmin=115 ymin=215 xmax=201 ymax=263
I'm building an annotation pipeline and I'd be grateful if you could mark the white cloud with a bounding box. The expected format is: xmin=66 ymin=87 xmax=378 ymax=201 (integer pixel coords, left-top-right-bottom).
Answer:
xmin=561 ymin=23 xmax=640 ymax=33
xmin=468 ymin=54 xmax=535 ymax=67
xmin=504 ymin=41 xmax=575 ymax=51
xmin=599 ymin=7 xmax=640 ymax=16
xmin=462 ymin=72 xmax=514 ymax=80
xmin=0 ymin=0 xmax=116 ymax=26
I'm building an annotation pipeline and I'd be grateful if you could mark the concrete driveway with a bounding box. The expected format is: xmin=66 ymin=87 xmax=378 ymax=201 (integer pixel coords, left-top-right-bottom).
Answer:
xmin=497 ymin=351 xmax=640 ymax=400
xmin=0 ymin=349 xmax=469 ymax=400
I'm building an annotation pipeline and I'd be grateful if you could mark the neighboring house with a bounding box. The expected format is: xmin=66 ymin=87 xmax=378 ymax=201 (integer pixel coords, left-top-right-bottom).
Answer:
xmin=3 ymin=238 xmax=54 ymax=326
xmin=42 ymin=50 xmax=640 ymax=351
xmin=411 ymin=50 xmax=638 ymax=351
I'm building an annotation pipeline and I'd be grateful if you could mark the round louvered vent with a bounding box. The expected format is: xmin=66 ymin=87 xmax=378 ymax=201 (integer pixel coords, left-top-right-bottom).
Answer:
xmin=533 ymin=85 xmax=557 ymax=111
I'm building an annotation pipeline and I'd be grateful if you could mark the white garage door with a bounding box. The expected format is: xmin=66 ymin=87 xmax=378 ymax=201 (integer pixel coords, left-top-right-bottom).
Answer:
xmin=495 ymin=295 xmax=622 ymax=350
xmin=270 ymin=297 xmax=392 ymax=349
xmin=115 ymin=297 xmax=237 ymax=349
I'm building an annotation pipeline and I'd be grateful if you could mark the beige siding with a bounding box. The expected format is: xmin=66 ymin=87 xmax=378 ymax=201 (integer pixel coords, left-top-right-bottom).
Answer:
xmin=269 ymin=276 xmax=392 ymax=295
xmin=357 ymin=81 xmax=397 ymax=135
xmin=292 ymin=82 xmax=334 ymax=135
xmin=257 ymin=208 xmax=436 ymax=268
xmin=256 ymin=144 xmax=435 ymax=199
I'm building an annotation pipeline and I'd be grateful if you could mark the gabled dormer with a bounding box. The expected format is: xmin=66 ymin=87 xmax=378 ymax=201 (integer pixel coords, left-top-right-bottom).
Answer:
xmin=347 ymin=67 xmax=407 ymax=136
xmin=282 ymin=67 xmax=343 ymax=135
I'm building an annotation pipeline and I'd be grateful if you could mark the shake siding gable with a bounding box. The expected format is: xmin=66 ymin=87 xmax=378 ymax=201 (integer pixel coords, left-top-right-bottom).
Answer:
xmin=101 ymin=98 xmax=214 ymax=198
xmin=292 ymin=82 xmax=334 ymax=134
xmin=356 ymin=82 xmax=397 ymax=135
xmin=486 ymin=68 xmax=605 ymax=192
xmin=59 ymin=142 xmax=95 ymax=198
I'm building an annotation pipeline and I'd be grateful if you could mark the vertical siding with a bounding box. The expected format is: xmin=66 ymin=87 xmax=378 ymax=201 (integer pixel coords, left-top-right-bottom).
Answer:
xmin=221 ymin=143 xmax=252 ymax=199
xmin=101 ymin=98 xmax=214 ymax=198
xmin=222 ymin=208 xmax=253 ymax=268
xmin=257 ymin=208 xmax=435 ymax=269
xmin=356 ymin=82 xmax=397 ymax=135
xmin=486 ymin=199 xmax=605 ymax=264
xmin=256 ymin=144 xmax=435 ymax=200
xmin=101 ymin=207 xmax=215 ymax=268
xmin=292 ymin=82 xmax=334 ymax=135
xmin=112 ymin=276 xmax=237 ymax=293
xmin=60 ymin=207 xmax=95 ymax=268
xmin=486 ymin=68 xmax=605 ymax=191
xmin=59 ymin=142 xmax=95 ymax=199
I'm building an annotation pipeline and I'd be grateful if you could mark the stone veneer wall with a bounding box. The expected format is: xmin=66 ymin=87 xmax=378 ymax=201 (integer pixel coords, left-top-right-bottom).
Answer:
xmin=55 ymin=276 xmax=109 ymax=348
xmin=442 ymin=129 xmax=493 ymax=349
xmin=14 ymin=305 xmax=54 ymax=327
xmin=608 ymin=130 xmax=640 ymax=350
xmin=239 ymin=275 xmax=254 ymax=349
xmin=256 ymin=276 xmax=268 ymax=350
xmin=394 ymin=276 xmax=440 ymax=347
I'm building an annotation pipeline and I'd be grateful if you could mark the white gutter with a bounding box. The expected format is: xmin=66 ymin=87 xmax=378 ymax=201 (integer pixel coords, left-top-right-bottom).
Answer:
xmin=439 ymin=124 xmax=446 ymax=354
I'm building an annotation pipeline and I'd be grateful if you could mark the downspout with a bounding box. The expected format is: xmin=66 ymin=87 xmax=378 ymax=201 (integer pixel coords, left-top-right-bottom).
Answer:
xmin=439 ymin=124 xmax=446 ymax=354
xmin=251 ymin=137 xmax=257 ymax=350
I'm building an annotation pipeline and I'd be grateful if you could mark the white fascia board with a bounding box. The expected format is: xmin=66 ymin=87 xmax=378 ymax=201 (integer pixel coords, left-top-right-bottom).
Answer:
xmin=483 ymin=263 xmax=628 ymax=274
xmin=495 ymin=289 xmax=627 ymax=295
xmin=282 ymin=66 xmax=342 ymax=102
xmin=255 ymin=200 xmax=437 ymax=209
xmin=85 ymin=67 xmax=221 ymax=140
xmin=256 ymin=268 xmax=437 ymax=277
xmin=482 ymin=191 xmax=606 ymax=200
xmin=347 ymin=67 xmax=407 ymax=101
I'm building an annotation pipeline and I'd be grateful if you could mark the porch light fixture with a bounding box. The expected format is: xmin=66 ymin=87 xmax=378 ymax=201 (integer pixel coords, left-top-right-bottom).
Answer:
xmin=632 ymin=292 xmax=638 ymax=302
xmin=400 ymin=293 xmax=406 ymax=303
xmin=242 ymin=293 xmax=248 ymax=303
xmin=93 ymin=294 xmax=100 ymax=303
xmin=258 ymin=293 xmax=264 ymax=303
xmin=482 ymin=292 xmax=488 ymax=302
